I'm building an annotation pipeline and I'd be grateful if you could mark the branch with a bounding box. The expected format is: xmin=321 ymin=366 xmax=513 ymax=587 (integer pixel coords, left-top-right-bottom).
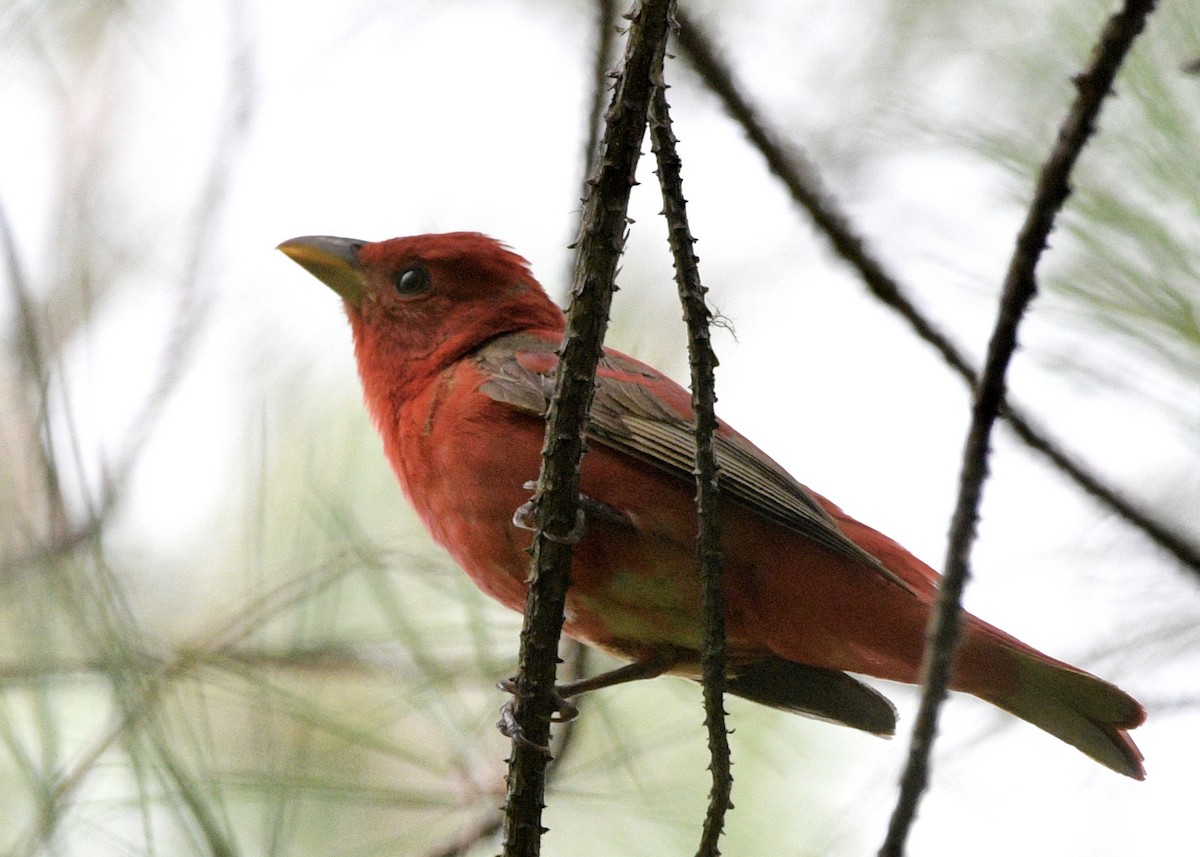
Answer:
xmin=673 ymin=8 xmax=1200 ymax=581
xmin=561 ymin=0 xmax=621 ymax=292
xmin=579 ymin=0 xmax=620 ymax=199
xmin=649 ymin=53 xmax=731 ymax=857
xmin=881 ymin=3 xmax=1158 ymax=854
xmin=1 ymin=199 xmax=71 ymax=543
xmin=423 ymin=641 xmax=589 ymax=857
xmin=500 ymin=2 xmax=673 ymax=856
xmin=103 ymin=0 xmax=257 ymax=504
xmin=1 ymin=0 xmax=258 ymax=576
xmin=9 ymin=555 xmax=359 ymax=857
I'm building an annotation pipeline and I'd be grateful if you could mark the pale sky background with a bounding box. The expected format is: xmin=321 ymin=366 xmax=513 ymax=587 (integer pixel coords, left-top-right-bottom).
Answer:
xmin=3 ymin=0 xmax=1198 ymax=854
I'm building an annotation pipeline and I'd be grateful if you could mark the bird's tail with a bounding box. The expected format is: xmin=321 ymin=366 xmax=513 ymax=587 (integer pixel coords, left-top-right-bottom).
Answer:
xmin=957 ymin=624 xmax=1146 ymax=779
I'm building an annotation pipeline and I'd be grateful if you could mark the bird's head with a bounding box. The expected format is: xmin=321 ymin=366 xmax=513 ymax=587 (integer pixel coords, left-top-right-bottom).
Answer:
xmin=279 ymin=232 xmax=564 ymax=396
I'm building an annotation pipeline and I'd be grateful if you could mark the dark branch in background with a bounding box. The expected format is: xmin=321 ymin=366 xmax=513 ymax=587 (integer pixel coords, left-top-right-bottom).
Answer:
xmin=649 ymin=47 xmax=732 ymax=857
xmin=561 ymin=0 xmax=621 ymax=296
xmin=105 ymin=0 xmax=257 ymax=490
xmin=424 ymin=641 xmax=589 ymax=857
xmin=580 ymin=0 xmax=619 ymax=182
xmin=0 ymin=636 xmax=589 ymax=857
xmin=1002 ymin=412 xmax=1200 ymax=572
xmin=673 ymin=9 xmax=1200 ymax=581
xmin=580 ymin=0 xmax=620 ymax=205
xmin=0 ymin=200 xmax=70 ymax=543
xmin=10 ymin=553 xmax=358 ymax=857
xmin=880 ymin=2 xmax=1157 ymax=854
xmin=5 ymin=19 xmax=256 ymax=839
xmin=97 ymin=0 xmax=257 ymax=516
xmin=1 ymin=0 xmax=257 ymax=579
xmin=500 ymin=3 xmax=673 ymax=856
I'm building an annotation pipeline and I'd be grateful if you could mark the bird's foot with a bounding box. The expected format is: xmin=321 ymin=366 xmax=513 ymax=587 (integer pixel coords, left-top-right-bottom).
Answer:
xmin=497 ymin=677 xmax=581 ymax=723
xmin=510 ymin=483 xmax=588 ymax=544
xmin=496 ymin=701 xmax=553 ymax=756
xmin=495 ymin=677 xmax=582 ymax=755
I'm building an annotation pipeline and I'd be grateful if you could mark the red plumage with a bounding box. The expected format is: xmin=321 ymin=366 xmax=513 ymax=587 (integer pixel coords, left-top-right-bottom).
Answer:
xmin=280 ymin=231 xmax=1145 ymax=779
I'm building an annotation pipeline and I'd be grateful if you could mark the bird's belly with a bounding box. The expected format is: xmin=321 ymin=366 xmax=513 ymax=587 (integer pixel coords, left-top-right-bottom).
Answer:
xmin=440 ymin=500 xmax=725 ymax=662
xmin=564 ymin=563 xmax=704 ymax=654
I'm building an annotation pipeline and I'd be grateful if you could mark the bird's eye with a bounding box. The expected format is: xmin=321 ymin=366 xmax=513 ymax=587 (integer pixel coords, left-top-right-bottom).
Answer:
xmin=393 ymin=265 xmax=431 ymax=297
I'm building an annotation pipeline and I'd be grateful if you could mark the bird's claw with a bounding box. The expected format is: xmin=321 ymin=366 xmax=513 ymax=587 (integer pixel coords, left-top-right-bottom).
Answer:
xmin=497 ymin=701 xmax=553 ymax=756
xmin=544 ymin=509 xmax=587 ymax=544
xmin=511 ymin=493 xmax=588 ymax=544
xmin=552 ymin=698 xmax=579 ymax=722
xmin=495 ymin=678 xmax=582 ymax=753
xmin=497 ymin=677 xmax=581 ymax=722
xmin=511 ymin=500 xmax=538 ymax=533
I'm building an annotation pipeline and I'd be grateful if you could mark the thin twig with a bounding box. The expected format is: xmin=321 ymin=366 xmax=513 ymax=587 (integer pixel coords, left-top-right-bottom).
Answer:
xmin=1 ymin=1 xmax=258 ymax=579
xmin=673 ymin=8 xmax=1200 ymax=581
xmin=9 ymin=554 xmax=359 ymax=857
xmin=1 ymin=200 xmax=71 ymax=544
xmin=422 ymin=641 xmax=589 ymax=857
xmin=101 ymin=0 xmax=257 ymax=506
xmin=424 ymin=812 xmax=504 ymax=857
xmin=880 ymin=3 xmax=1157 ymax=855
xmin=500 ymin=2 xmax=673 ymax=856
xmin=580 ymin=0 xmax=619 ymax=175
xmin=561 ymin=0 xmax=621 ymax=295
xmin=648 ymin=48 xmax=732 ymax=857
xmin=580 ymin=0 xmax=619 ymax=201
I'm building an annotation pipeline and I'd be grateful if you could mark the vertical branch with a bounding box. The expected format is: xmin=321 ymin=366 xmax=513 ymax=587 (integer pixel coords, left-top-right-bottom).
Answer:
xmin=648 ymin=42 xmax=731 ymax=857
xmin=500 ymin=2 xmax=673 ymax=856
xmin=880 ymin=2 xmax=1157 ymax=855
xmin=562 ymin=0 xmax=621 ymax=292
xmin=579 ymin=0 xmax=620 ymax=196
xmin=421 ymin=642 xmax=589 ymax=857
xmin=0 ymin=201 xmax=71 ymax=544
xmin=673 ymin=9 xmax=1200 ymax=581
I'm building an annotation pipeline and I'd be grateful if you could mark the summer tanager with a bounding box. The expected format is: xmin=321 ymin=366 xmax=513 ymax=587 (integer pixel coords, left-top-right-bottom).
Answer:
xmin=279 ymin=231 xmax=1145 ymax=779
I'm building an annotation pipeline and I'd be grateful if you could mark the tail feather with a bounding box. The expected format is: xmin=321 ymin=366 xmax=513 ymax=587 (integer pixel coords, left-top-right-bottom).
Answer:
xmin=982 ymin=647 xmax=1145 ymax=779
xmin=726 ymin=658 xmax=898 ymax=737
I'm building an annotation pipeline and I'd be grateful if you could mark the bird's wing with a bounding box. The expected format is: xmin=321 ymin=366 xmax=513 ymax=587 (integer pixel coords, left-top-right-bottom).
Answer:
xmin=474 ymin=331 xmax=914 ymax=593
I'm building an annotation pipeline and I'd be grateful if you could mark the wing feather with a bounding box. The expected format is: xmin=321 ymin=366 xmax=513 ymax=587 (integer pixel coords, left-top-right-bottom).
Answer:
xmin=475 ymin=333 xmax=913 ymax=592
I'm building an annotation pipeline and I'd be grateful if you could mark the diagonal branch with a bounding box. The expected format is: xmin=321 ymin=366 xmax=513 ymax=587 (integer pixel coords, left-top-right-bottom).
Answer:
xmin=0 ymin=200 xmax=71 ymax=544
xmin=101 ymin=0 xmax=258 ymax=512
xmin=649 ymin=49 xmax=732 ymax=857
xmin=673 ymin=8 xmax=1200 ymax=581
xmin=881 ymin=3 xmax=1158 ymax=854
xmin=1 ymin=0 xmax=258 ymax=578
xmin=500 ymin=2 xmax=674 ymax=856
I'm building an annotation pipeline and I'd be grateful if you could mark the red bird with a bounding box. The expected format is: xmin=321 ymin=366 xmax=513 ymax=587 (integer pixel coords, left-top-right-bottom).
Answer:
xmin=279 ymin=231 xmax=1145 ymax=779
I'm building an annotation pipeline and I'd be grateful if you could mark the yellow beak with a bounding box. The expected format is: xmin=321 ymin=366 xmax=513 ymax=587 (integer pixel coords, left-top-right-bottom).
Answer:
xmin=278 ymin=235 xmax=368 ymax=307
